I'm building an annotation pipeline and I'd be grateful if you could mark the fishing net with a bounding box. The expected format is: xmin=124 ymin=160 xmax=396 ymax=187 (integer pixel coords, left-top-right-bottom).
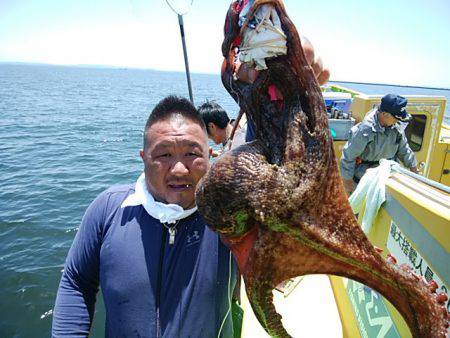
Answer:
xmin=165 ymin=0 xmax=194 ymax=16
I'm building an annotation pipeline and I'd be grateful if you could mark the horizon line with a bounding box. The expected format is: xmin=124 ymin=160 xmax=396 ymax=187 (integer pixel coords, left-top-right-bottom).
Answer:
xmin=1 ymin=61 xmax=449 ymax=91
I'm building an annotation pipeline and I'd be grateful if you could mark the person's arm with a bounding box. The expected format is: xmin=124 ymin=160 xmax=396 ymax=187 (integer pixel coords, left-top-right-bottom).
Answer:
xmin=395 ymin=131 xmax=419 ymax=173
xmin=340 ymin=126 xmax=371 ymax=194
xmin=300 ymin=36 xmax=330 ymax=86
xmin=52 ymin=192 xmax=108 ymax=337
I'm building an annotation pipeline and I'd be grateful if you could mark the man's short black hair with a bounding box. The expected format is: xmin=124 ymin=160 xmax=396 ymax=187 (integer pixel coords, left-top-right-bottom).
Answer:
xmin=197 ymin=101 xmax=230 ymax=135
xmin=143 ymin=95 xmax=206 ymax=149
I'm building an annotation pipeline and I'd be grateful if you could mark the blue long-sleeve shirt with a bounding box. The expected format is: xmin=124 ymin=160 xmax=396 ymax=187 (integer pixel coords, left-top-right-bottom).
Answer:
xmin=52 ymin=184 xmax=238 ymax=337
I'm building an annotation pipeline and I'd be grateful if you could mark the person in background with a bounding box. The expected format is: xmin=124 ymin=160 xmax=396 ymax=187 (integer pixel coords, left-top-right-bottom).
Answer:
xmin=198 ymin=101 xmax=234 ymax=146
xmin=52 ymin=96 xmax=238 ymax=337
xmin=198 ymin=101 xmax=247 ymax=156
xmin=340 ymin=94 xmax=419 ymax=195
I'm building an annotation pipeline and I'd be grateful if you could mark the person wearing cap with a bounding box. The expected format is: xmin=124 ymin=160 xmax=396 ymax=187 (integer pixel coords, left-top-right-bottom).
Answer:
xmin=340 ymin=94 xmax=419 ymax=195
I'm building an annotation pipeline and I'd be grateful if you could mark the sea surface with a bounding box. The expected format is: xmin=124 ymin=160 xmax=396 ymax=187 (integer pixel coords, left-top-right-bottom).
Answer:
xmin=1 ymin=63 xmax=449 ymax=337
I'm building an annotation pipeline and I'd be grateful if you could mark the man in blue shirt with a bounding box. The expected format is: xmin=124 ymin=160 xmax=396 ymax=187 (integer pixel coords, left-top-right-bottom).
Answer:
xmin=340 ymin=94 xmax=419 ymax=195
xmin=52 ymin=96 xmax=238 ymax=337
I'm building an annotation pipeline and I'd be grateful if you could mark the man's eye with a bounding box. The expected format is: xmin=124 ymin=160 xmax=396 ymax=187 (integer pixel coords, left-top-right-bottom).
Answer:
xmin=157 ymin=153 xmax=171 ymax=158
xmin=187 ymin=152 xmax=200 ymax=157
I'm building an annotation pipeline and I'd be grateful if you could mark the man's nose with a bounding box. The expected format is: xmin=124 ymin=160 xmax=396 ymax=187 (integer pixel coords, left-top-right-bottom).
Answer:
xmin=170 ymin=160 xmax=189 ymax=176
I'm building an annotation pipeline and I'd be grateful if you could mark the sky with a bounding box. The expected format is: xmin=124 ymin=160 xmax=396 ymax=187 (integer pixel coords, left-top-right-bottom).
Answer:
xmin=0 ymin=0 xmax=449 ymax=88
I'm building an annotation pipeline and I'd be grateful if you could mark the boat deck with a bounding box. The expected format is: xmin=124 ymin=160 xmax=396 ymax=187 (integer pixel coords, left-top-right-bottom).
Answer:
xmin=241 ymin=274 xmax=343 ymax=337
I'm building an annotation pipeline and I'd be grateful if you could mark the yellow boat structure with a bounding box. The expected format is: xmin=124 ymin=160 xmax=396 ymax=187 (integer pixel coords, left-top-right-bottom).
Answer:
xmin=240 ymin=86 xmax=450 ymax=337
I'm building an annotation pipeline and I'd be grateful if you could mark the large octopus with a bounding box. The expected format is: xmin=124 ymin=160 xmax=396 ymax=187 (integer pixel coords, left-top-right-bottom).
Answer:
xmin=196 ymin=0 xmax=449 ymax=337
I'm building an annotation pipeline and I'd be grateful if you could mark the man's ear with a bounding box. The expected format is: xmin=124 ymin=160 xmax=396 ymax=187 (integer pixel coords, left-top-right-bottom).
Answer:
xmin=208 ymin=122 xmax=216 ymax=132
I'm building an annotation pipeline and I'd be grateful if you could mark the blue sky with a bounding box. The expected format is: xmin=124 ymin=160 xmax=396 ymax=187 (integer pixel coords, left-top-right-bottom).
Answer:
xmin=1 ymin=0 xmax=449 ymax=87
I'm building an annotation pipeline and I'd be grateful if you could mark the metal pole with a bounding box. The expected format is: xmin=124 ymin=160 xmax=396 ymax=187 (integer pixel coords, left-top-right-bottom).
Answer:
xmin=178 ymin=14 xmax=194 ymax=104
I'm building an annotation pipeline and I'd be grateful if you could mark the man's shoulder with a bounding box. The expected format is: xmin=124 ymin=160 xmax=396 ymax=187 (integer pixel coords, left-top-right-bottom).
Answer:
xmin=351 ymin=120 xmax=375 ymax=137
xmin=104 ymin=183 xmax=135 ymax=195
xmin=393 ymin=122 xmax=407 ymax=134
xmin=95 ymin=183 xmax=136 ymax=208
xmin=360 ymin=116 xmax=378 ymax=129
xmin=357 ymin=109 xmax=380 ymax=132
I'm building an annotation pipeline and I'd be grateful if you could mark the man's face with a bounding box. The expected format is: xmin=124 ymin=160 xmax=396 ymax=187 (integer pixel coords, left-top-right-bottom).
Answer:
xmin=140 ymin=114 xmax=210 ymax=209
xmin=207 ymin=122 xmax=228 ymax=145
xmin=379 ymin=112 xmax=399 ymax=127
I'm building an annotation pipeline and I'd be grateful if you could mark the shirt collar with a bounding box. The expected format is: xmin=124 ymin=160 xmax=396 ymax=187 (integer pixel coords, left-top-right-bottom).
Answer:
xmin=121 ymin=173 xmax=198 ymax=224
xmin=371 ymin=109 xmax=385 ymax=133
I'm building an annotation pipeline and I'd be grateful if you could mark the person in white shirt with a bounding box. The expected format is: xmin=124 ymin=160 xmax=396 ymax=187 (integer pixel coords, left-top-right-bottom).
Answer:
xmin=198 ymin=101 xmax=247 ymax=156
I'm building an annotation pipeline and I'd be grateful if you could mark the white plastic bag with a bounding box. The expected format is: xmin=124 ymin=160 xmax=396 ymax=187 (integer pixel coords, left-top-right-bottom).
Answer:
xmin=349 ymin=159 xmax=397 ymax=233
xmin=239 ymin=4 xmax=287 ymax=70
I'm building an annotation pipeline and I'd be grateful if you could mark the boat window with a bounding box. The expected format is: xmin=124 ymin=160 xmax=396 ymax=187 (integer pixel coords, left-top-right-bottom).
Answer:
xmin=404 ymin=114 xmax=427 ymax=152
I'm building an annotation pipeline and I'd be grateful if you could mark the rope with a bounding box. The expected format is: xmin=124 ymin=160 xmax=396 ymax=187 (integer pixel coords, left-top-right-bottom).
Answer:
xmin=239 ymin=39 xmax=286 ymax=51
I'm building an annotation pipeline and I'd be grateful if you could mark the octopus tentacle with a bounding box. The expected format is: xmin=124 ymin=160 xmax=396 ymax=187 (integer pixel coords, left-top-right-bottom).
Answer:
xmin=197 ymin=0 xmax=449 ymax=337
xmin=247 ymin=281 xmax=288 ymax=338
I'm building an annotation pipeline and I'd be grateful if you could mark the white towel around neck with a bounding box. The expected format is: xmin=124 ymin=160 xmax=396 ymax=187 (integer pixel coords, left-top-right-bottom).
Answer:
xmin=121 ymin=173 xmax=197 ymax=224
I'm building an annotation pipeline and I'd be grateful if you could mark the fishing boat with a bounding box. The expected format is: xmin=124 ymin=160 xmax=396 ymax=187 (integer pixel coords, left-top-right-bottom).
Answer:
xmin=240 ymin=86 xmax=450 ymax=337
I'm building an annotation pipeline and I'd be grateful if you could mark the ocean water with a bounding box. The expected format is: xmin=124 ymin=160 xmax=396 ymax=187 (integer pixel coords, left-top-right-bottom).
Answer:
xmin=0 ymin=63 xmax=449 ymax=337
